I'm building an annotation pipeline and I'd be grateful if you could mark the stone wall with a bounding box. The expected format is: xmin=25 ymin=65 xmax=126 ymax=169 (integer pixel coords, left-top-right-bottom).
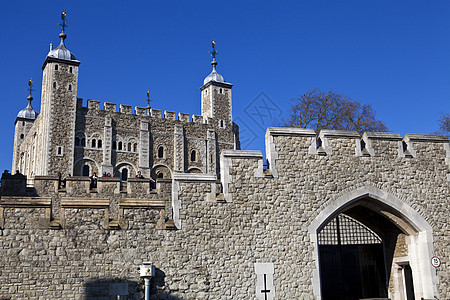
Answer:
xmin=1 ymin=128 xmax=448 ymax=299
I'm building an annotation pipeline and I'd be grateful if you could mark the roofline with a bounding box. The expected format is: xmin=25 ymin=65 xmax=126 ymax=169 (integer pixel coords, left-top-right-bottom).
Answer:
xmin=200 ymin=80 xmax=233 ymax=90
xmin=42 ymin=56 xmax=81 ymax=70
xmin=14 ymin=116 xmax=38 ymax=125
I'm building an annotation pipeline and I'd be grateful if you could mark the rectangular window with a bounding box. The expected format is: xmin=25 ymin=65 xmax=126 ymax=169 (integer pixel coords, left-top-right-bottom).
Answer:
xmin=56 ymin=146 xmax=63 ymax=156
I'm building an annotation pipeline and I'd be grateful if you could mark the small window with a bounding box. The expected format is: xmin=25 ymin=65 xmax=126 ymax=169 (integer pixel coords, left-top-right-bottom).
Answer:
xmin=22 ymin=121 xmax=25 ymax=126
xmin=57 ymin=146 xmax=63 ymax=156
xmin=53 ymin=82 xmax=57 ymax=89
xmin=55 ymin=65 xmax=58 ymax=71
xmin=316 ymin=138 xmax=322 ymax=148
xmin=81 ymin=138 xmax=86 ymax=147
xmin=112 ymin=141 xmax=116 ymax=150
xmin=402 ymin=141 xmax=408 ymax=152
xmin=220 ymin=120 xmax=224 ymax=128
xmin=69 ymin=67 xmax=73 ymax=73
xmin=75 ymin=137 xmax=80 ymax=146
xmin=98 ymin=139 xmax=102 ymax=148
xmin=133 ymin=143 xmax=137 ymax=152
xmin=68 ymin=84 xmax=72 ymax=91
xmin=82 ymin=165 xmax=90 ymax=176
xmin=191 ymin=150 xmax=197 ymax=162
xmin=118 ymin=142 xmax=123 ymax=151
xmin=158 ymin=146 xmax=164 ymax=158
xmin=158 ymin=173 xmax=164 ymax=179
xmin=121 ymin=168 xmax=128 ymax=181
xmin=92 ymin=139 xmax=96 ymax=148
xmin=20 ymin=134 xmax=24 ymax=139
xmin=219 ymin=88 xmax=223 ymax=94
xmin=127 ymin=143 xmax=131 ymax=152
xmin=205 ymin=90 xmax=208 ymax=95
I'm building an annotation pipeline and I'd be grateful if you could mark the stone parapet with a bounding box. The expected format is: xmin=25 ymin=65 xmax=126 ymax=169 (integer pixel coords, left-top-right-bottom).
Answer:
xmin=77 ymin=100 xmax=214 ymax=125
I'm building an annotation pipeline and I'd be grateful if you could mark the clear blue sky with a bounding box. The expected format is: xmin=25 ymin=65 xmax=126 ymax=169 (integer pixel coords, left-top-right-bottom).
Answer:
xmin=1 ymin=1 xmax=449 ymax=170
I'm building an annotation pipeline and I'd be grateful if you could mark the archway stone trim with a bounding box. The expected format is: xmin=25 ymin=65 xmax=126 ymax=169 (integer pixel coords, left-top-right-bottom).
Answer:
xmin=74 ymin=157 xmax=100 ymax=176
xmin=307 ymin=184 xmax=438 ymax=300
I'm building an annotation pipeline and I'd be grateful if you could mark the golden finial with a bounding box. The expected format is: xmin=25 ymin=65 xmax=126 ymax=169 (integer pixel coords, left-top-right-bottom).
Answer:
xmin=58 ymin=11 xmax=68 ymax=33
xmin=209 ymin=40 xmax=217 ymax=61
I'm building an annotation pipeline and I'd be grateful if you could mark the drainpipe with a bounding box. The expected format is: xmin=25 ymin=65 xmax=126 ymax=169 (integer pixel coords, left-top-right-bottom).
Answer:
xmin=139 ymin=262 xmax=155 ymax=300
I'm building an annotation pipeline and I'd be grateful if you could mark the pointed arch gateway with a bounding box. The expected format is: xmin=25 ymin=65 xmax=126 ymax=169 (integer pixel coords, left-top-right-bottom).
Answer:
xmin=308 ymin=185 xmax=439 ymax=300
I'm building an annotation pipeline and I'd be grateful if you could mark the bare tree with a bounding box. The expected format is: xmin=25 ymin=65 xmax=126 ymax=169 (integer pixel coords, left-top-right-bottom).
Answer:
xmin=437 ymin=113 xmax=450 ymax=136
xmin=281 ymin=88 xmax=388 ymax=133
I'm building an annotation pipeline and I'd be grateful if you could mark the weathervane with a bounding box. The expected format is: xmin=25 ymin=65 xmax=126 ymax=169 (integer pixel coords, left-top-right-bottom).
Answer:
xmin=58 ymin=11 xmax=68 ymax=33
xmin=209 ymin=40 xmax=217 ymax=61
xmin=146 ymin=90 xmax=151 ymax=115
xmin=27 ymin=79 xmax=34 ymax=99
xmin=146 ymin=90 xmax=151 ymax=107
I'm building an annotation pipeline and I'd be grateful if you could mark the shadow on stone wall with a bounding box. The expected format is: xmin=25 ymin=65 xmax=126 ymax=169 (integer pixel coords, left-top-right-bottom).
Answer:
xmin=83 ymin=268 xmax=183 ymax=300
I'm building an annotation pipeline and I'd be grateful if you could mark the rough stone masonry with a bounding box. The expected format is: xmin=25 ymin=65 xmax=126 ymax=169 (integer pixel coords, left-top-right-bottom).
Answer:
xmin=1 ymin=14 xmax=449 ymax=300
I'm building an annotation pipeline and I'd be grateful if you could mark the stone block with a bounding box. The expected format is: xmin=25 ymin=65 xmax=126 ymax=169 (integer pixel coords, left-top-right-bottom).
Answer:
xmin=178 ymin=112 xmax=190 ymax=122
xmin=104 ymin=102 xmax=117 ymax=112
xmin=87 ymin=99 xmax=100 ymax=110
xmin=164 ymin=111 xmax=176 ymax=120
xmin=151 ymin=108 xmax=161 ymax=118
xmin=120 ymin=104 xmax=132 ymax=114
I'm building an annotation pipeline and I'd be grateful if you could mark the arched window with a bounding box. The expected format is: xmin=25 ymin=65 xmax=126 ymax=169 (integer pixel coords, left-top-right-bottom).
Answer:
xmin=81 ymin=138 xmax=86 ymax=147
xmin=118 ymin=142 xmax=123 ymax=151
xmin=98 ymin=139 xmax=102 ymax=148
xmin=191 ymin=150 xmax=197 ymax=162
xmin=57 ymin=146 xmax=62 ymax=155
xmin=69 ymin=67 xmax=73 ymax=73
xmin=68 ymin=84 xmax=72 ymax=91
xmin=91 ymin=139 xmax=96 ymax=148
xmin=220 ymin=120 xmax=224 ymax=128
xmin=55 ymin=65 xmax=58 ymax=70
xmin=82 ymin=165 xmax=90 ymax=176
xmin=158 ymin=146 xmax=164 ymax=158
xmin=75 ymin=137 xmax=80 ymax=146
xmin=127 ymin=143 xmax=131 ymax=151
xmin=20 ymin=134 xmax=24 ymax=139
xmin=133 ymin=143 xmax=137 ymax=152
xmin=53 ymin=82 xmax=56 ymax=89
xmin=112 ymin=141 xmax=116 ymax=150
xmin=22 ymin=121 xmax=25 ymax=126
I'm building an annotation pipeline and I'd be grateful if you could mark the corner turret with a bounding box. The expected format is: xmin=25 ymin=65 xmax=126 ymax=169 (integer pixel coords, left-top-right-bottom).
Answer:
xmin=34 ymin=11 xmax=80 ymax=176
xmin=200 ymin=41 xmax=233 ymax=129
xmin=12 ymin=79 xmax=39 ymax=173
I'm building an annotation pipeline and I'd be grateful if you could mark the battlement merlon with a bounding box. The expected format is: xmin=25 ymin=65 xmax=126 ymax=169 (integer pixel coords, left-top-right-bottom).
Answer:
xmin=172 ymin=173 xmax=218 ymax=229
xmin=220 ymin=150 xmax=264 ymax=202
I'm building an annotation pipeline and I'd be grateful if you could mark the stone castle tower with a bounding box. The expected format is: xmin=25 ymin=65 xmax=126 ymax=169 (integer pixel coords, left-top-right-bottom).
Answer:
xmin=12 ymin=21 xmax=239 ymax=181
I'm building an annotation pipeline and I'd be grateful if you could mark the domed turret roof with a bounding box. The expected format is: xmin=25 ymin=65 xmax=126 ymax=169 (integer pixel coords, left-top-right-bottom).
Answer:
xmin=17 ymin=96 xmax=38 ymax=120
xmin=47 ymin=32 xmax=77 ymax=61
xmin=203 ymin=61 xmax=225 ymax=85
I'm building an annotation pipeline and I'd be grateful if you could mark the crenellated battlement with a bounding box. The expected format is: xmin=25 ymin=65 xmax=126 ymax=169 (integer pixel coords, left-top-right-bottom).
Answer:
xmin=81 ymin=98 xmax=208 ymax=124
xmin=0 ymin=175 xmax=175 ymax=230
xmin=221 ymin=128 xmax=450 ymax=188
xmin=265 ymin=127 xmax=449 ymax=163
